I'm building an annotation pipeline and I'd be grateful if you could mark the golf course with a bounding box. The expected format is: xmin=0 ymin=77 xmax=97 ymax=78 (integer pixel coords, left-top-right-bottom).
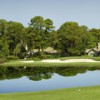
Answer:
xmin=0 ymin=86 xmax=100 ymax=100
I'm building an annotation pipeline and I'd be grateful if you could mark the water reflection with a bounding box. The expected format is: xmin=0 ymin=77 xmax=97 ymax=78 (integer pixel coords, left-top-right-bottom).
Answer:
xmin=0 ymin=66 xmax=100 ymax=81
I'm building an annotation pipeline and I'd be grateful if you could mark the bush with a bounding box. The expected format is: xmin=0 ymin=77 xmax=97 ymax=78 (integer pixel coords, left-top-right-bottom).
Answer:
xmin=32 ymin=57 xmax=41 ymax=61
xmin=7 ymin=56 xmax=19 ymax=60
xmin=0 ymin=58 xmax=6 ymax=64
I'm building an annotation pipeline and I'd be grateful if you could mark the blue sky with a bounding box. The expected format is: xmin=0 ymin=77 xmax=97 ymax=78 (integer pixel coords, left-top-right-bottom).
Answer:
xmin=0 ymin=0 xmax=100 ymax=29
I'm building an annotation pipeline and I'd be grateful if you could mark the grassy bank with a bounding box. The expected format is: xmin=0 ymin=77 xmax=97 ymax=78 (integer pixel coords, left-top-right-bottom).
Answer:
xmin=1 ymin=56 xmax=100 ymax=67
xmin=0 ymin=86 xmax=100 ymax=100
xmin=59 ymin=56 xmax=100 ymax=61
xmin=1 ymin=60 xmax=100 ymax=67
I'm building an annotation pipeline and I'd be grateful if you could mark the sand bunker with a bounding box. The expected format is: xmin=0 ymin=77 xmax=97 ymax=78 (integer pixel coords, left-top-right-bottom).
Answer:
xmin=21 ymin=60 xmax=34 ymax=63
xmin=41 ymin=59 xmax=98 ymax=63
xmin=21 ymin=59 xmax=99 ymax=63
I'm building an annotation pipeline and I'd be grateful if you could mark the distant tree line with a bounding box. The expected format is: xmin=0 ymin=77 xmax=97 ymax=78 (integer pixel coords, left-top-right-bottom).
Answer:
xmin=0 ymin=16 xmax=100 ymax=59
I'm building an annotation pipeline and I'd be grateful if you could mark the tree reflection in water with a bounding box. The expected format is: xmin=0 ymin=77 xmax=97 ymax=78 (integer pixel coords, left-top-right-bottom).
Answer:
xmin=0 ymin=66 xmax=100 ymax=81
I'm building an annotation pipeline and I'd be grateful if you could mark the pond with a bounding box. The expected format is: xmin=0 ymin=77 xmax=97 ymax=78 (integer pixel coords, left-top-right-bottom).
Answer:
xmin=0 ymin=66 xmax=100 ymax=93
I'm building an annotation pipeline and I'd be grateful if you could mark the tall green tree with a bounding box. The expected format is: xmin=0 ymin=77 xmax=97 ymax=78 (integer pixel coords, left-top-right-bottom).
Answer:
xmin=0 ymin=19 xmax=9 ymax=57
xmin=89 ymin=28 xmax=100 ymax=47
xmin=57 ymin=22 xmax=83 ymax=56
xmin=29 ymin=16 xmax=54 ymax=57
xmin=29 ymin=16 xmax=44 ymax=54
xmin=80 ymin=25 xmax=90 ymax=53
xmin=7 ymin=21 xmax=26 ymax=57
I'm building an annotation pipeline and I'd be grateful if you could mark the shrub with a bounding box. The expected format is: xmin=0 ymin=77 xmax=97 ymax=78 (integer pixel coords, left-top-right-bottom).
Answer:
xmin=32 ymin=57 xmax=41 ymax=61
xmin=7 ymin=56 xmax=19 ymax=60
xmin=0 ymin=58 xmax=6 ymax=64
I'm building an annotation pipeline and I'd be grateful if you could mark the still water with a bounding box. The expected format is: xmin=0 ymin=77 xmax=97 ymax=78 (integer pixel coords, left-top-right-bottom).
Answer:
xmin=0 ymin=67 xmax=100 ymax=93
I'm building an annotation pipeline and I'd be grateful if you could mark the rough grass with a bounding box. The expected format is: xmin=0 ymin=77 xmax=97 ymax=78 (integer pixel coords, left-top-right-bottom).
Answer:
xmin=0 ymin=86 xmax=100 ymax=100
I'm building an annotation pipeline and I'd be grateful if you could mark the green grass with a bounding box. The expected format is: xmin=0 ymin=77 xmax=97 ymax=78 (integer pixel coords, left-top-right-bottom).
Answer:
xmin=1 ymin=59 xmax=100 ymax=67
xmin=1 ymin=56 xmax=100 ymax=67
xmin=59 ymin=56 xmax=100 ymax=61
xmin=0 ymin=86 xmax=100 ymax=100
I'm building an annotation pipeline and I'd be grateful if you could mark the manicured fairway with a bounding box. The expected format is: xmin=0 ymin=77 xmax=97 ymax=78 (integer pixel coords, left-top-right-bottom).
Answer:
xmin=0 ymin=86 xmax=100 ymax=100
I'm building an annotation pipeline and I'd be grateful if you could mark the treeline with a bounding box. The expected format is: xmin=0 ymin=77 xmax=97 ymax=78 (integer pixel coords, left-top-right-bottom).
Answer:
xmin=0 ymin=16 xmax=100 ymax=59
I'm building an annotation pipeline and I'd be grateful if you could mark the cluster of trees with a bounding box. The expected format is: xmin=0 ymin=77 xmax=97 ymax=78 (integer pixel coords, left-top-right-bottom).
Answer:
xmin=0 ymin=16 xmax=100 ymax=59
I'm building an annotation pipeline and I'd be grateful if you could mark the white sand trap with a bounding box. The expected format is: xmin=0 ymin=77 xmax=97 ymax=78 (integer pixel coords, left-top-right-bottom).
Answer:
xmin=21 ymin=60 xmax=34 ymax=63
xmin=20 ymin=59 xmax=99 ymax=63
xmin=41 ymin=59 xmax=61 ymax=62
xmin=62 ymin=59 xmax=97 ymax=62
xmin=41 ymin=59 xmax=98 ymax=63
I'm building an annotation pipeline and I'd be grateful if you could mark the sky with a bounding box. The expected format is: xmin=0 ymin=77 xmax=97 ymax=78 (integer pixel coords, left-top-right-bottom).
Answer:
xmin=0 ymin=0 xmax=100 ymax=29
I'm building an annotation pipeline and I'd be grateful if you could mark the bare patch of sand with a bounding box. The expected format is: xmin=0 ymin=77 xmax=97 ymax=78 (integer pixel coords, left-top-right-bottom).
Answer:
xmin=41 ymin=59 xmax=98 ymax=63
xmin=20 ymin=59 xmax=99 ymax=63
xmin=21 ymin=60 xmax=34 ymax=63
xmin=41 ymin=59 xmax=61 ymax=62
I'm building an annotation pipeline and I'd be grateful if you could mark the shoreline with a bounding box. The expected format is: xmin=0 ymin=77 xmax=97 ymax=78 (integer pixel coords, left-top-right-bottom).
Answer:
xmin=0 ymin=85 xmax=100 ymax=100
xmin=1 ymin=58 xmax=100 ymax=67
xmin=21 ymin=59 xmax=99 ymax=63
